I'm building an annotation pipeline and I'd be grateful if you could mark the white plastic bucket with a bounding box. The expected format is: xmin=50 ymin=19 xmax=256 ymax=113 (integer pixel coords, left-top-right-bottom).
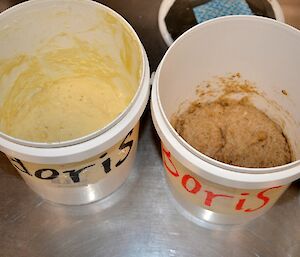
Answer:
xmin=151 ymin=16 xmax=300 ymax=225
xmin=0 ymin=0 xmax=150 ymax=205
xmin=158 ymin=0 xmax=285 ymax=47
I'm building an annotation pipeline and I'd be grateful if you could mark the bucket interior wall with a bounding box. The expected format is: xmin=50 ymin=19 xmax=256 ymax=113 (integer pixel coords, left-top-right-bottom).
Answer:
xmin=158 ymin=17 xmax=300 ymax=160
xmin=0 ymin=1 xmax=142 ymax=67
xmin=0 ymin=0 xmax=143 ymax=145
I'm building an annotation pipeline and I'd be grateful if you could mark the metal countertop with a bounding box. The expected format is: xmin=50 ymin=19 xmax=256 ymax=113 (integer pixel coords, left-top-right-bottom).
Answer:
xmin=0 ymin=1 xmax=299 ymax=256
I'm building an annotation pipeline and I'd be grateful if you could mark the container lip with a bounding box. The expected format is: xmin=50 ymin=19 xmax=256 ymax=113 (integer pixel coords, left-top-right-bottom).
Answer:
xmin=152 ymin=73 xmax=300 ymax=188
xmin=0 ymin=0 xmax=146 ymax=148
xmin=267 ymin=0 xmax=285 ymax=22
xmin=153 ymin=16 xmax=300 ymax=186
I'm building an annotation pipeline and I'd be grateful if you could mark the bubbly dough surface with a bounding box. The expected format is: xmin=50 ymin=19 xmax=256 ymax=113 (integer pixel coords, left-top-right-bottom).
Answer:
xmin=173 ymin=101 xmax=291 ymax=168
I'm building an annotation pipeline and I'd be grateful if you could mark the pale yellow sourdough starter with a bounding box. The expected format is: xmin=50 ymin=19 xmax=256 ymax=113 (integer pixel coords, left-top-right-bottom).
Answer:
xmin=173 ymin=100 xmax=292 ymax=168
xmin=0 ymin=33 xmax=142 ymax=143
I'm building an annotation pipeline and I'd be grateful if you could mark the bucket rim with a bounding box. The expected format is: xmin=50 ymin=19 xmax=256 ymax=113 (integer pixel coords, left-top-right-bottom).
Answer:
xmin=158 ymin=0 xmax=286 ymax=47
xmin=0 ymin=0 xmax=146 ymax=148
xmin=152 ymin=16 xmax=300 ymax=188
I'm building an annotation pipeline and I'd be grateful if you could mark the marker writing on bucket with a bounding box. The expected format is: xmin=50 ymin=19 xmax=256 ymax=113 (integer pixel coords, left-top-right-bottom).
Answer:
xmin=99 ymin=129 xmax=134 ymax=172
xmin=10 ymin=158 xmax=97 ymax=182
xmin=63 ymin=164 xmax=96 ymax=183
xmin=10 ymin=129 xmax=134 ymax=184
xmin=162 ymin=145 xmax=284 ymax=214
xmin=100 ymin=153 xmax=111 ymax=173
xmin=10 ymin=158 xmax=32 ymax=176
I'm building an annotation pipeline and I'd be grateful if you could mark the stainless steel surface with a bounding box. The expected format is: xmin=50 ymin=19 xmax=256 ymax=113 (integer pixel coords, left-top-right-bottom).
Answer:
xmin=1 ymin=1 xmax=300 ymax=257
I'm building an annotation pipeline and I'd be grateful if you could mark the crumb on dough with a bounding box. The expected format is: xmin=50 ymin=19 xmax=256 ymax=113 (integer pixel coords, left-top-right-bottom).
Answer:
xmin=173 ymin=99 xmax=292 ymax=168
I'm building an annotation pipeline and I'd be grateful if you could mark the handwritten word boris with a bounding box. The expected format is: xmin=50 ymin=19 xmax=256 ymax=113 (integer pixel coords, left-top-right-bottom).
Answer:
xmin=162 ymin=146 xmax=283 ymax=213
xmin=10 ymin=129 xmax=135 ymax=184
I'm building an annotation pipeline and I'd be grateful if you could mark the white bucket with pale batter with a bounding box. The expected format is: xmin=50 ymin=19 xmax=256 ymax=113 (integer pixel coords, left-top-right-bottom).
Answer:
xmin=151 ymin=16 xmax=300 ymax=225
xmin=0 ymin=0 xmax=150 ymax=204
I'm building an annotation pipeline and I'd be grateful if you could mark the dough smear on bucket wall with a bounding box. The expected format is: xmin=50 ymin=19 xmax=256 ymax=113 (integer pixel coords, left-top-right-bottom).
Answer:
xmin=0 ymin=11 xmax=142 ymax=143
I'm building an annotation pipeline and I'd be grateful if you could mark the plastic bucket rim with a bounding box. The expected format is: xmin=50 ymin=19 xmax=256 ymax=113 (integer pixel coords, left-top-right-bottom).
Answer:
xmin=152 ymin=16 xmax=300 ymax=188
xmin=152 ymin=73 xmax=300 ymax=188
xmin=158 ymin=0 xmax=286 ymax=47
xmin=0 ymin=0 xmax=151 ymax=164
xmin=156 ymin=15 xmax=300 ymax=174
xmin=0 ymin=0 xmax=146 ymax=148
